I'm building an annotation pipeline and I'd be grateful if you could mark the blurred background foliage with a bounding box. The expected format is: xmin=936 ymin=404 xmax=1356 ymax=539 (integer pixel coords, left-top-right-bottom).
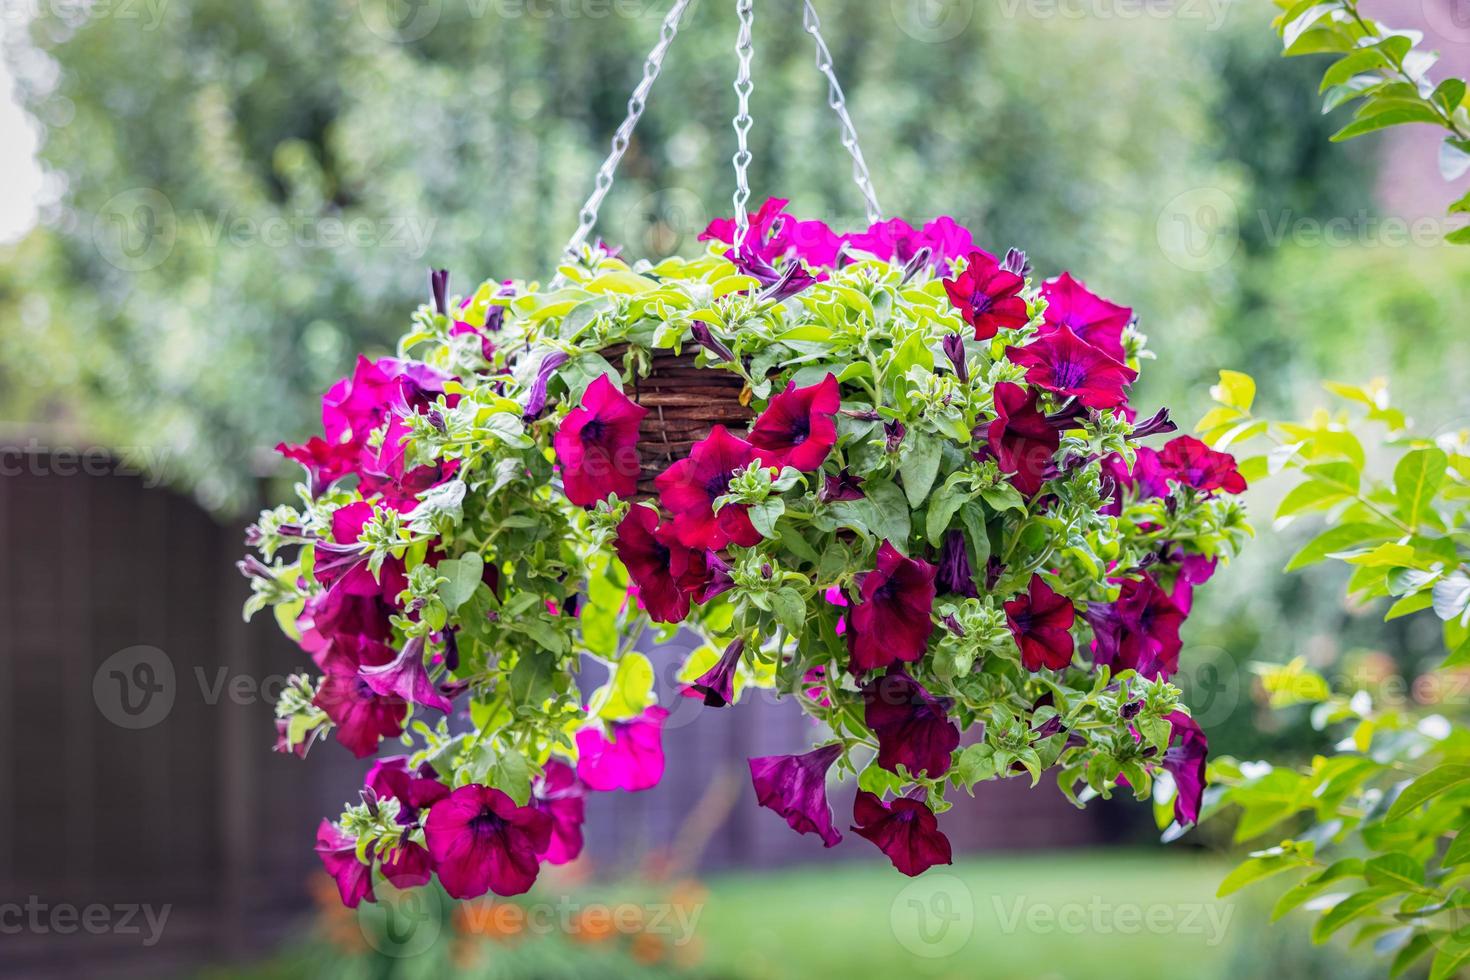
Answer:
xmin=2 ymin=0 xmax=1469 ymax=974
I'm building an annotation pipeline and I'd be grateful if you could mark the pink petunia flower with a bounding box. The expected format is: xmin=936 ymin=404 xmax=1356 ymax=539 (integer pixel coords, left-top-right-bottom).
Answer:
xmin=748 ymin=374 xmax=841 ymax=472
xmin=655 ymin=426 xmax=765 ymax=550
xmin=574 ymin=706 xmax=669 ymax=792
xmin=1038 ymin=272 xmax=1132 ymax=361
xmin=1005 ymin=325 xmax=1138 ymax=409
xmin=943 ymin=250 xmax=1029 ymax=340
xmin=531 ymin=760 xmax=587 ymax=866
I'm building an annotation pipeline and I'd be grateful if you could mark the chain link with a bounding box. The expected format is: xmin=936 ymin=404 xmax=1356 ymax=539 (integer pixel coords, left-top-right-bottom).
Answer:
xmin=802 ymin=0 xmax=882 ymax=225
xmin=730 ymin=0 xmax=756 ymax=248
xmin=558 ymin=0 xmax=695 ymax=261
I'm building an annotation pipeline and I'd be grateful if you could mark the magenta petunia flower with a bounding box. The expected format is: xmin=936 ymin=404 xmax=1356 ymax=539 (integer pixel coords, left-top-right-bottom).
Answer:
xmin=1088 ymin=574 xmax=1185 ymax=680
xmin=1005 ymin=325 xmax=1138 ymax=409
xmin=682 ymin=638 xmax=745 ymax=708
xmin=655 ymin=426 xmax=765 ymax=550
xmin=366 ymin=756 xmax=450 ymax=825
xmin=314 ymin=669 xmax=407 ymax=759
xmin=845 ymin=216 xmax=974 ymax=271
xmin=614 ymin=505 xmax=710 ymax=624
xmin=1162 ymin=711 xmax=1208 ymax=826
xmin=1169 ymin=552 xmax=1219 ymax=615
xmin=316 ymin=820 xmax=375 ymax=908
xmin=1038 ymin=272 xmax=1132 ymax=361
xmin=748 ymin=743 xmax=843 ymax=847
xmin=700 ymin=197 xmax=843 ymax=268
xmin=987 ymin=382 xmax=1061 ymax=497
xmin=847 ymin=541 xmax=938 ymax=674
xmin=850 ymin=791 xmax=953 ymax=877
xmin=862 ymin=666 xmax=961 ymax=778
xmin=1004 ymin=575 xmax=1077 ymax=671
xmin=531 ymin=759 xmax=586 ymax=865
xmin=943 ymin=250 xmax=1028 ymax=340
xmin=553 ymin=374 xmax=648 ymax=507
xmin=378 ymin=841 xmax=434 ymax=889
xmin=1158 ymin=436 xmax=1247 ymax=494
xmin=748 ymin=374 xmax=840 ymax=471
xmin=359 ymin=412 xmax=458 ymax=511
xmin=360 ymin=636 xmax=454 ymax=715
xmin=574 ymin=706 xmax=669 ymax=792
xmin=277 ymin=437 xmax=359 ymax=498
xmin=423 ymin=784 xmax=552 ymax=899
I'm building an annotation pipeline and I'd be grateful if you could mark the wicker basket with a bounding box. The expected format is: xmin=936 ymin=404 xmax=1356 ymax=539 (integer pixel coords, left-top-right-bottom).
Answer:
xmin=603 ymin=343 xmax=754 ymax=498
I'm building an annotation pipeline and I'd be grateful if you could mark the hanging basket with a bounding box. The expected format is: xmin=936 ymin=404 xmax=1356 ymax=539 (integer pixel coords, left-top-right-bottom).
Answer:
xmin=601 ymin=342 xmax=754 ymax=498
xmin=245 ymin=0 xmax=1254 ymax=911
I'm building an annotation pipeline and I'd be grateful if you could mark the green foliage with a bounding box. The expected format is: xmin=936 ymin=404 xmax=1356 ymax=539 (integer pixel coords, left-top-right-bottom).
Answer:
xmin=1272 ymin=0 xmax=1470 ymax=243
xmin=1200 ymin=375 xmax=1470 ymax=975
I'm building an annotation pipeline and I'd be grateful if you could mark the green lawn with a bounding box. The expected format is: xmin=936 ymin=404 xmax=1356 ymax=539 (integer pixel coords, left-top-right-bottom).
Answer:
xmin=210 ymin=850 xmax=1380 ymax=980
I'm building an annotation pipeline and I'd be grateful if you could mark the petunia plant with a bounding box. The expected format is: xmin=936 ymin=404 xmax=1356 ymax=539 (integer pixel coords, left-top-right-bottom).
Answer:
xmin=242 ymin=198 xmax=1251 ymax=906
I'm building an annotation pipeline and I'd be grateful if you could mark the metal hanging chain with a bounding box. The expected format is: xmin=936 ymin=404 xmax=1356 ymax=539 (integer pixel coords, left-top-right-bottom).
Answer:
xmin=559 ymin=0 xmax=696 ymax=261
xmin=730 ymin=0 xmax=756 ymax=248
xmin=802 ymin=0 xmax=882 ymax=225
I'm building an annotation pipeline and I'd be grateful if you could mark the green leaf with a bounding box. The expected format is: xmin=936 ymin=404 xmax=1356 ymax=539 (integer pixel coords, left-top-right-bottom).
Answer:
xmin=1210 ymin=370 xmax=1256 ymax=412
xmin=1434 ymin=79 xmax=1467 ymax=113
xmin=900 ymin=434 xmax=943 ymax=508
xmin=1394 ymin=447 xmax=1448 ymax=526
xmin=1431 ymin=939 xmax=1470 ymax=980
xmin=1443 ymin=822 xmax=1470 ymax=867
xmin=1217 ymin=852 xmax=1312 ymax=897
xmin=925 ymin=482 xmax=970 ymax=542
xmin=1391 ymin=933 xmax=1435 ymax=978
xmin=1332 ymin=104 xmax=1447 ymax=141
xmin=509 ymin=648 xmax=557 ymax=707
xmin=1364 ymin=852 xmax=1426 ymax=891
xmin=1313 ymin=887 xmax=1397 ymax=943
xmin=480 ymin=746 xmax=532 ymax=806
xmin=437 ymin=553 xmax=485 ymax=611
xmin=980 ymin=483 xmax=1027 ymax=514
xmin=1285 ymin=522 xmax=1398 ymax=572
xmin=1387 ymin=764 xmax=1470 ymax=821
xmin=771 ymin=587 xmax=806 ymax=639
xmin=589 ymin=652 xmax=655 ymax=722
xmin=1448 ymin=226 xmax=1470 ymax=246
xmin=1281 ymin=2 xmax=1340 ymax=50
xmin=1276 ymin=480 xmax=1352 ymax=518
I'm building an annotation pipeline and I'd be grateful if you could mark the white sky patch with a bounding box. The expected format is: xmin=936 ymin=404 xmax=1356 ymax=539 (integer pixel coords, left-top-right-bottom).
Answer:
xmin=0 ymin=31 xmax=43 ymax=244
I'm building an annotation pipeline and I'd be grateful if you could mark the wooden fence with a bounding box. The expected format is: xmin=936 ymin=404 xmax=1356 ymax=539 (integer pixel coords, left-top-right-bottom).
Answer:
xmin=0 ymin=450 xmax=1111 ymax=975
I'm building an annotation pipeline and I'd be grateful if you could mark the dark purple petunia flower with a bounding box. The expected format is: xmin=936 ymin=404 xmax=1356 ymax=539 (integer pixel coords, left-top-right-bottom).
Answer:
xmin=1005 ymin=325 xmax=1138 ymax=409
xmin=574 ymin=706 xmax=669 ymax=792
xmin=748 ymin=375 xmax=841 ymax=472
xmin=748 ymin=743 xmax=843 ymax=847
xmin=1158 ymin=436 xmax=1247 ymax=494
xmin=1162 ymin=711 xmax=1208 ymax=826
xmin=553 ymin=373 xmax=647 ymax=507
xmin=316 ymin=820 xmax=375 ymax=908
xmin=1004 ymin=575 xmax=1076 ymax=671
xmin=819 ymin=468 xmax=866 ymax=503
xmin=1038 ymin=272 xmax=1132 ymax=361
xmin=366 ymin=756 xmax=450 ymax=825
xmin=1129 ymin=407 xmax=1176 ymax=440
xmin=943 ymin=250 xmax=1029 ymax=340
xmin=850 ymin=791 xmax=953 ymax=877
xmin=360 ymin=636 xmax=454 ymax=715
xmin=614 ymin=505 xmax=709 ymax=624
xmin=523 ymin=351 xmax=571 ymax=418
xmin=655 ymin=426 xmax=764 ymax=550
xmin=862 ymin=666 xmax=961 ymax=778
xmin=1088 ymin=574 xmax=1185 ymax=680
xmin=936 ymin=530 xmax=978 ymax=598
xmin=941 ymin=334 xmax=969 ymax=384
xmin=423 ymin=784 xmax=552 ymax=899
xmin=682 ymin=638 xmax=746 ymax=707
xmin=690 ymin=321 xmax=734 ymax=362
xmin=987 ymin=382 xmax=1061 ymax=497
xmin=847 ymin=541 xmax=938 ymax=674
xmin=532 ymin=759 xmax=586 ymax=865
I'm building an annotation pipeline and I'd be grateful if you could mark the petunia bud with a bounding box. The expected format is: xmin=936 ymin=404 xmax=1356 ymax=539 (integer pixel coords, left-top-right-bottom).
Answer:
xmin=941 ymin=334 xmax=969 ymax=384
xmin=883 ymin=420 xmax=906 ymax=453
xmin=1001 ymin=247 xmax=1029 ymax=277
xmin=429 ymin=268 xmax=450 ymax=316
xmin=819 ymin=469 xmax=865 ymax=503
xmin=690 ymin=321 xmax=734 ymax=363
xmin=942 ymin=613 xmax=965 ymax=638
xmin=1129 ymin=407 xmax=1176 ymax=440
